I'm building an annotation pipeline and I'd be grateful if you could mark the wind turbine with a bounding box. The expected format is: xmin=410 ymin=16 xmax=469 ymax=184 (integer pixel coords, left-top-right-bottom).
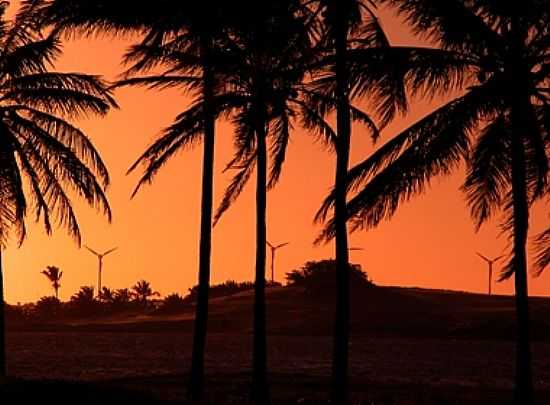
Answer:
xmin=85 ymin=246 xmax=118 ymax=298
xmin=266 ymin=241 xmax=289 ymax=283
xmin=476 ymin=252 xmax=503 ymax=295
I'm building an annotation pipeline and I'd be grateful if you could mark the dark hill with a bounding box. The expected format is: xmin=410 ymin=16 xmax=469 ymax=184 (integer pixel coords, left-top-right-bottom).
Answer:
xmin=11 ymin=285 xmax=550 ymax=340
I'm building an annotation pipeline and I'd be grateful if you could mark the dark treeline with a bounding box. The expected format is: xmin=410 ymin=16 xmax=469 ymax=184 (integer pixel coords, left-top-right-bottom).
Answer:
xmin=0 ymin=1 xmax=544 ymax=404
xmin=8 ymin=262 xmax=347 ymax=322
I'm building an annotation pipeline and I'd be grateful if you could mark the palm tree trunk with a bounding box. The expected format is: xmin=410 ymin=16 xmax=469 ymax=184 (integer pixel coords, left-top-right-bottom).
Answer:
xmin=188 ymin=35 xmax=216 ymax=403
xmin=97 ymin=261 xmax=102 ymax=299
xmin=510 ymin=11 xmax=533 ymax=405
xmin=331 ymin=8 xmax=352 ymax=405
xmin=251 ymin=110 xmax=270 ymax=405
xmin=0 ymin=249 xmax=6 ymax=382
xmin=511 ymin=102 xmax=533 ymax=405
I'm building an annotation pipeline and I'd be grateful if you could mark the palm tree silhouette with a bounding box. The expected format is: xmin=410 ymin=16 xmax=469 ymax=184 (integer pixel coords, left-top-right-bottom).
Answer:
xmin=0 ymin=0 xmax=116 ymax=382
xmin=209 ymin=3 xmax=323 ymax=402
xmin=131 ymin=280 xmax=160 ymax=304
xmin=113 ymin=288 xmax=132 ymax=306
xmin=41 ymin=266 xmax=63 ymax=300
xmin=71 ymin=286 xmax=95 ymax=302
xmin=307 ymin=1 xmax=412 ymax=401
xmin=320 ymin=1 xmax=549 ymax=402
xmin=99 ymin=286 xmax=115 ymax=303
xmin=46 ymin=1 xmax=233 ymax=399
xmin=120 ymin=19 xmax=231 ymax=401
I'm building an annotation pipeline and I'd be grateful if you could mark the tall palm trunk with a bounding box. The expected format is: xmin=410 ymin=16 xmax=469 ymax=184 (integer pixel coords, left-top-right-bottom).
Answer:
xmin=331 ymin=7 xmax=352 ymax=405
xmin=251 ymin=108 xmax=270 ymax=405
xmin=510 ymin=13 xmax=533 ymax=404
xmin=0 ymin=249 xmax=6 ymax=382
xmin=188 ymin=35 xmax=216 ymax=402
xmin=511 ymin=110 xmax=533 ymax=405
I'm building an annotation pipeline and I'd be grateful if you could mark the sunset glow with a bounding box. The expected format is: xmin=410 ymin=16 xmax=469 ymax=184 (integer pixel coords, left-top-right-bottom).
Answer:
xmin=3 ymin=5 xmax=546 ymax=304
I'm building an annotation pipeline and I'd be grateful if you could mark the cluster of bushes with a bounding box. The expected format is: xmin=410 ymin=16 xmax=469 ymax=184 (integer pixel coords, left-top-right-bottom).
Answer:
xmin=155 ymin=280 xmax=282 ymax=315
xmin=6 ymin=280 xmax=162 ymax=322
xmin=7 ymin=261 xmax=369 ymax=322
xmin=184 ymin=280 xmax=281 ymax=303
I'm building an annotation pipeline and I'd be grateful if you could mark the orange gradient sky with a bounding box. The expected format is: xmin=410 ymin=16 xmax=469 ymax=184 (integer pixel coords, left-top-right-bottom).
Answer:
xmin=3 ymin=5 xmax=547 ymax=303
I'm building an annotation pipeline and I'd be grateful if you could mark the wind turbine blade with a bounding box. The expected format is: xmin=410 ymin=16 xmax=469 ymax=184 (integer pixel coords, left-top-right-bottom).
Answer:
xmin=103 ymin=247 xmax=118 ymax=257
xmin=276 ymin=242 xmax=289 ymax=249
xmin=266 ymin=241 xmax=274 ymax=249
xmin=85 ymin=246 xmax=100 ymax=256
xmin=476 ymin=252 xmax=490 ymax=263
xmin=493 ymin=255 xmax=505 ymax=262
xmin=349 ymin=247 xmax=364 ymax=251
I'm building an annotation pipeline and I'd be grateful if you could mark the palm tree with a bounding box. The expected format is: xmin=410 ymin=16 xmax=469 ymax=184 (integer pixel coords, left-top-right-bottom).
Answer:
xmin=319 ymin=1 xmax=549 ymax=403
xmin=114 ymin=288 xmax=132 ymax=302
xmin=305 ymin=1 xmax=417 ymax=401
xmin=131 ymin=280 xmax=160 ymax=304
xmin=70 ymin=286 xmax=95 ymax=303
xmin=212 ymin=4 xmax=380 ymax=402
xmin=112 ymin=288 xmax=133 ymax=310
xmin=45 ymin=2 xmax=234 ymax=399
xmin=41 ymin=266 xmax=62 ymax=299
xmin=69 ymin=286 xmax=97 ymax=316
xmin=120 ymin=19 xmax=230 ymax=401
xmin=207 ymin=3 xmax=327 ymax=402
xmin=99 ymin=286 xmax=114 ymax=303
xmin=0 ymin=0 xmax=115 ymax=382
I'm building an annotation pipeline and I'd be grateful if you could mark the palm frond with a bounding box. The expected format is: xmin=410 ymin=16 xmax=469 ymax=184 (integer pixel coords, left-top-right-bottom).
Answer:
xmin=462 ymin=115 xmax=511 ymax=229
xmin=0 ymin=33 xmax=61 ymax=77
xmin=114 ymin=75 xmax=201 ymax=92
xmin=9 ymin=113 xmax=111 ymax=223
xmin=213 ymin=151 xmax=256 ymax=225
xmin=12 ymin=105 xmax=110 ymax=186
xmin=377 ymin=0 xmax=504 ymax=54
xmin=533 ymin=228 xmax=550 ymax=276
xmin=128 ymin=103 xmax=205 ymax=197
xmin=317 ymin=81 xmax=503 ymax=240
xmin=268 ymin=109 xmax=292 ymax=189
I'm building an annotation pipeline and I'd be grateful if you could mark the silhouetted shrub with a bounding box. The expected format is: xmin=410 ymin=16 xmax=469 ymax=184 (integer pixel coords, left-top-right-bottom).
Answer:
xmin=34 ymin=296 xmax=62 ymax=319
xmin=285 ymin=260 xmax=372 ymax=293
xmin=68 ymin=286 xmax=100 ymax=317
xmin=131 ymin=280 xmax=160 ymax=309
xmin=4 ymin=303 xmax=28 ymax=323
xmin=184 ymin=280 xmax=257 ymax=303
xmin=154 ymin=293 xmax=188 ymax=314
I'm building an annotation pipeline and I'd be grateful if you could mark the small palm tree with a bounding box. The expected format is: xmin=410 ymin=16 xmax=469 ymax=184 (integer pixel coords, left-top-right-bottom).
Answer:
xmin=41 ymin=266 xmax=62 ymax=299
xmin=70 ymin=286 xmax=95 ymax=302
xmin=113 ymin=288 xmax=132 ymax=304
xmin=99 ymin=286 xmax=114 ymax=303
xmin=0 ymin=0 xmax=116 ymax=381
xmin=131 ymin=280 xmax=160 ymax=304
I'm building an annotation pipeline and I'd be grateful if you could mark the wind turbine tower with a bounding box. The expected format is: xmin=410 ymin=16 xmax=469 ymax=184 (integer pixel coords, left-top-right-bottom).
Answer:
xmin=266 ymin=241 xmax=289 ymax=283
xmin=85 ymin=246 xmax=118 ymax=298
xmin=476 ymin=252 xmax=503 ymax=295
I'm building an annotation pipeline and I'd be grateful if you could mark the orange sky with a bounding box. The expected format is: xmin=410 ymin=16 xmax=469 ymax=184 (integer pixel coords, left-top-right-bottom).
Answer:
xmin=3 ymin=5 xmax=548 ymax=303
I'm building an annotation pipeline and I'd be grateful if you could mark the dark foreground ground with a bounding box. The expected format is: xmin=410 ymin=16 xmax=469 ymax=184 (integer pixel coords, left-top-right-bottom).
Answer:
xmin=5 ymin=286 xmax=550 ymax=403
xmin=4 ymin=332 xmax=550 ymax=404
